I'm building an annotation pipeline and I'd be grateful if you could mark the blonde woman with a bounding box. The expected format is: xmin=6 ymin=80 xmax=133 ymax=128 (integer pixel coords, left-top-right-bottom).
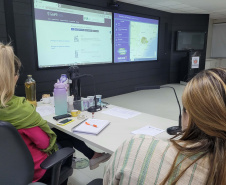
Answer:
xmin=0 ymin=43 xmax=110 ymax=184
xmin=104 ymin=68 xmax=226 ymax=185
xmin=0 ymin=43 xmax=58 ymax=182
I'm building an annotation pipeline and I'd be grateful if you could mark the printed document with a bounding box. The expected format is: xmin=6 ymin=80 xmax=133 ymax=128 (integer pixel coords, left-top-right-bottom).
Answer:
xmin=102 ymin=107 xmax=141 ymax=119
xmin=36 ymin=105 xmax=55 ymax=117
xmin=132 ymin=125 xmax=165 ymax=136
xmin=72 ymin=119 xmax=110 ymax=135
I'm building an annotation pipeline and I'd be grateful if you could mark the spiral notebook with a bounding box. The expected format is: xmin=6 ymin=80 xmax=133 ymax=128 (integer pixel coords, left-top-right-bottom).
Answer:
xmin=72 ymin=118 xmax=110 ymax=135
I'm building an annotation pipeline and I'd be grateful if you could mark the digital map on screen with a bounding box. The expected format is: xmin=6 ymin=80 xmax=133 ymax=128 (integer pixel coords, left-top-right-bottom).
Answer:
xmin=114 ymin=13 xmax=159 ymax=63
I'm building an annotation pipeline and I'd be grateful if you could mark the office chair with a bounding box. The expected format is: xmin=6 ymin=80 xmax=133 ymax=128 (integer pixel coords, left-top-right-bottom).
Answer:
xmin=87 ymin=178 xmax=103 ymax=185
xmin=0 ymin=121 xmax=75 ymax=185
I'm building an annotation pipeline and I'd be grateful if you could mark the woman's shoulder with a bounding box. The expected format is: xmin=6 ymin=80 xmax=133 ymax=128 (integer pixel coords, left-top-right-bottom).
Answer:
xmin=129 ymin=134 xmax=171 ymax=147
xmin=0 ymin=95 xmax=37 ymax=125
xmin=104 ymin=135 xmax=177 ymax=184
xmin=120 ymin=135 xmax=175 ymax=157
xmin=0 ymin=96 xmax=28 ymax=113
xmin=7 ymin=95 xmax=34 ymax=111
xmin=9 ymin=95 xmax=27 ymax=105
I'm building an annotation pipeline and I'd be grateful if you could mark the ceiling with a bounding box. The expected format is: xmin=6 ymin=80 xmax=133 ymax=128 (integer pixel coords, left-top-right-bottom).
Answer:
xmin=118 ymin=0 xmax=226 ymax=19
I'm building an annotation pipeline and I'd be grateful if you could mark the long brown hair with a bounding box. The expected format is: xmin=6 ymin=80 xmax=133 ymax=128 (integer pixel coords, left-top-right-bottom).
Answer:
xmin=0 ymin=42 xmax=21 ymax=107
xmin=161 ymin=68 xmax=226 ymax=185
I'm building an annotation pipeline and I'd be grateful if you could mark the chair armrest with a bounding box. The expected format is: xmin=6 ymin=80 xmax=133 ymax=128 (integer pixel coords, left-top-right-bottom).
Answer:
xmin=40 ymin=147 xmax=75 ymax=169
xmin=28 ymin=182 xmax=47 ymax=185
xmin=87 ymin=178 xmax=103 ymax=185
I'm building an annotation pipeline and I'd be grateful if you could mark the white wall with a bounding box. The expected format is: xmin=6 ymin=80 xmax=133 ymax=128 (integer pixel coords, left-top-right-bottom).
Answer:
xmin=205 ymin=18 xmax=226 ymax=69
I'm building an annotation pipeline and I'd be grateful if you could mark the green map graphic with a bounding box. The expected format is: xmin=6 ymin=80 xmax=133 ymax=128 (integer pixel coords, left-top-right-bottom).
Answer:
xmin=130 ymin=21 xmax=158 ymax=61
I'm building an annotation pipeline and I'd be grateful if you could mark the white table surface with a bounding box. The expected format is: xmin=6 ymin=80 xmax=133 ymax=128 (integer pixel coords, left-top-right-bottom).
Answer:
xmin=103 ymin=84 xmax=185 ymax=121
xmin=41 ymin=104 xmax=177 ymax=154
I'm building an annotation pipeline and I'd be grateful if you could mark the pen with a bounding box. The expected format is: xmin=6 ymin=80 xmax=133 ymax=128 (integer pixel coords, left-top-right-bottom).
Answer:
xmin=85 ymin=122 xmax=98 ymax=128
xmin=76 ymin=118 xmax=88 ymax=126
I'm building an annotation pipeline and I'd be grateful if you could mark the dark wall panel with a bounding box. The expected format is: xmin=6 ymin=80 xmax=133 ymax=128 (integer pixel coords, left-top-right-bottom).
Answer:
xmin=0 ymin=12 xmax=5 ymax=24
xmin=2 ymin=0 xmax=209 ymax=100
xmin=12 ymin=0 xmax=173 ymax=100
xmin=169 ymin=14 xmax=209 ymax=83
xmin=0 ymin=0 xmax=7 ymax=43
xmin=0 ymin=0 xmax=4 ymax=12
xmin=0 ymin=25 xmax=6 ymax=37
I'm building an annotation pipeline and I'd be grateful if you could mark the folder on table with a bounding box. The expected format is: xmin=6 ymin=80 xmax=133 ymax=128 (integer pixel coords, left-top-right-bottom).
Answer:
xmin=72 ymin=118 xmax=110 ymax=135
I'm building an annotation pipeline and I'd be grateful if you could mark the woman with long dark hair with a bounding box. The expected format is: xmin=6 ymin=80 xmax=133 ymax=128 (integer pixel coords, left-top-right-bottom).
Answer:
xmin=104 ymin=68 xmax=226 ymax=185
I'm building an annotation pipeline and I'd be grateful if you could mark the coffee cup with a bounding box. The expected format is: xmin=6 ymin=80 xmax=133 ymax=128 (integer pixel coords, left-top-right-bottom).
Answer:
xmin=50 ymin=97 xmax=54 ymax=105
xmin=40 ymin=97 xmax=50 ymax=104
xmin=42 ymin=94 xmax=50 ymax=98
xmin=71 ymin=110 xmax=81 ymax=117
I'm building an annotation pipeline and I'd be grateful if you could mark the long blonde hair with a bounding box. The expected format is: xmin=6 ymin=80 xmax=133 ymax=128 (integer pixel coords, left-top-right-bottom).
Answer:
xmin=161 ymin=68 xmax=226 ymax=185
xmin=0 ymin=42 xmax=21 ymax=107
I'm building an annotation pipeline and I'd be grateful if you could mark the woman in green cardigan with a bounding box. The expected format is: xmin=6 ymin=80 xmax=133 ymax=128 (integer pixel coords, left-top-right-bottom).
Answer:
xmin=0 ymin=42 xmax=110 ymax=183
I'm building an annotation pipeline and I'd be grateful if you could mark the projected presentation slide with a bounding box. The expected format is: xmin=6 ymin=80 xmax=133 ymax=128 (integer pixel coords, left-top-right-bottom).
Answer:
xmin=114 ymin=13 xmax=159 ymax=63
xmin=34 ymin=0 xmax=112 ymax=68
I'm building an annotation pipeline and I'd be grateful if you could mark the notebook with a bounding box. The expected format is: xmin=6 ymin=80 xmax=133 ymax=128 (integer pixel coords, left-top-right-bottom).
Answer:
xmin=72 ymin=118 xmax=110 ymax=135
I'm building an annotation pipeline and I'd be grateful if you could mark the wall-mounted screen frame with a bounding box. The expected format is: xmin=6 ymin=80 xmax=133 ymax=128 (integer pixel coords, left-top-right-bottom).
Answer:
xmin=114 ymin=13 xmax=159 ymax=63
xmin=32 ymin=0 xmax=113 ymax=68
xmin=176 ymin=31 xmax=206 ymax=51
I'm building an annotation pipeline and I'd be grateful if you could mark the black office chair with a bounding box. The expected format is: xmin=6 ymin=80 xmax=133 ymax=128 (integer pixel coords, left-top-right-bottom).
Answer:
xmin=0 ymin=121 xmax=75 ymax=185
xmin=87 ymin=178 xmax=103 ymax=185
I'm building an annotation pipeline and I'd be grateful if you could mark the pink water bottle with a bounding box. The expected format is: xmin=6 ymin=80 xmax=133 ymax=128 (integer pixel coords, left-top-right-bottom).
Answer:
xmin=54 ymin=81 xmax=67 ymax=115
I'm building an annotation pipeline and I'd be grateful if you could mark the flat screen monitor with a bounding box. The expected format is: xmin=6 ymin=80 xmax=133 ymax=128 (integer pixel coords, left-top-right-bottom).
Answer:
xmin=33 ymin=0 xmax=112 ymax=68
xmin=114 ymin=13 xmax=159 ymax=63
xmin=176 ymin=31 xmax=206 ymax=51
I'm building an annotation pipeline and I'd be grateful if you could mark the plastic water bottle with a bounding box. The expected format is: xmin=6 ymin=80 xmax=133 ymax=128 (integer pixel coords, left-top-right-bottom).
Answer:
xmin=25 ymin=75 xmax=37 ymax=107
xmin=60 ymin=74 xmax=70 ymax=96
xmin=60 ymin=74 xmax=67 ymax=83
xmin=54 ymin=81 xmax=67 ymax=115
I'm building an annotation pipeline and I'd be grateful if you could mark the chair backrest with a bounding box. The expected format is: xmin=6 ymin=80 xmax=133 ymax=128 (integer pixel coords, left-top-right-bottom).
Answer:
xmin=0 ymin=121 xmax=34 ymax=185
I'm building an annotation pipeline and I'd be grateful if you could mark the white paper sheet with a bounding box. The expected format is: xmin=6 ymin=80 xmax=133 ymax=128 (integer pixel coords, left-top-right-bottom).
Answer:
xmin=102 ymin=107 xmax=141 ymax=119
xmin=72 ymin=119 xmax=110 ymax=135
xmin=36 ymin=105 xmax=55 ymax=117
xmin=132 ymin=125 xmax=165 ymax=136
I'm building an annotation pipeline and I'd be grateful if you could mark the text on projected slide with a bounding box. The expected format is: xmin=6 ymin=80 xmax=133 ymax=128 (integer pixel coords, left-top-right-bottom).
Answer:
xmin=34 ymin=0 xmax=112 ymax=68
